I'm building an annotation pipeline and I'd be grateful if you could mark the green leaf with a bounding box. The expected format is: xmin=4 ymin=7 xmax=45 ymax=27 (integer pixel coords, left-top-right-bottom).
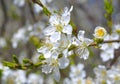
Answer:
xmin=2 ymin=61 xmax=17 ymax=69
xmin=12 ymin=55 xmax=19 ymax=64
xmin=0 ymin=69 xmax=3 ymax=77
xmin=30 ymin=36 xmax=42 ymax=48
xmin=68 ymin=44 xmax=77 ymax=51
xmin=43 ymin=6 xmax=51 ymax=16
xmin=39 ymin=54 xmax=45 ymax=61
xmin=88 ymin=47 xmax=94 ymax=57
xmin=23 ymin=58 xmax=31 ymax=64
xmin=34 ymin=62 xmax=43 ymax=67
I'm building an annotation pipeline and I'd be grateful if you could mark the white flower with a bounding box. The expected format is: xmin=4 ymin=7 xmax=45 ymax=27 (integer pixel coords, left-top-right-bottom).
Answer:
xmin=69 ymin=63 xmax=86 ymax=78
xmin=42 ymin=56 xmax=69 ymax=81
xmin=27 ymin=73 xmax=44 ymax=84
xmin=64 ymin=63 xmax=86 ymax=84
xmin=37 ymin=34 xmax=72 ymax=59
xmin=43 ymin=6 xmax=73 ymax=42
xmin=107 ymin=66 xmax=120 ymax=83
xmin=11 ymin=28 xmax=28 ymax=48
xmin=93 ymin=26 xmax=107 ymax=38
xmin=72 ymin=30 xmax=93 ymax=60
xmin=94 ymin=65 xmax=112 ymax=84
xmin=2 ymin=69 xmax=27 ymax=84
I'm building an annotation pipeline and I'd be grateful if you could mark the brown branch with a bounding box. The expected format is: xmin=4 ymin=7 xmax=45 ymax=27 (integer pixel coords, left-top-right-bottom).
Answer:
xmin=89 ymin=39 xmax=120 ymax=46
xmin=0 ymin=0 xmax=8 ymax=36
xmin=32 ymin=0 xmax=44 ymax=7
xmin=28 ymin=0 xmax=37 ymax=22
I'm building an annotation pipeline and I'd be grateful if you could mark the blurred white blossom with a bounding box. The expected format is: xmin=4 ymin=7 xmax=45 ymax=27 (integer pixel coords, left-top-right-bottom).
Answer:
xmin=100 ymin=33 xmax=120 ymax=62
xmin=0 ymin=37 xmax=7 ymax=48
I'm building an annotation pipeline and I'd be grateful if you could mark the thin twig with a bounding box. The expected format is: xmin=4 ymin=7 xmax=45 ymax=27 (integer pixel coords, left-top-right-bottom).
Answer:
xmin=0 ymin=0 xmax=8 ymax=36
xmin=89 ymin=39 xmax=120 ymax=46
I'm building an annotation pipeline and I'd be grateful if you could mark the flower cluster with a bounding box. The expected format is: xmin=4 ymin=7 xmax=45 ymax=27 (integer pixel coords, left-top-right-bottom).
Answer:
xmin=64 ymin=63 xmax=120 ymax=84
xmin=37 ymin=6 xmax=98 ymax=81
xmin=1 ymin=1 xmax=120 ymax=83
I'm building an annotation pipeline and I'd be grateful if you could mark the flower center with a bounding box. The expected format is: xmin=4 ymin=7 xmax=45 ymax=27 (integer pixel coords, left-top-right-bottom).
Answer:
xmin=55 ymin=24 xmax=63 ymax=32
xmin=101 ymin=70 xmax=107 ymax=77
xmin=46 ymin=43 xmax=53 ymax=49
xmin=96 ymin=29 xmax=105 ymax=37
xmin=52 ymin=59 xmax=58 ymax=67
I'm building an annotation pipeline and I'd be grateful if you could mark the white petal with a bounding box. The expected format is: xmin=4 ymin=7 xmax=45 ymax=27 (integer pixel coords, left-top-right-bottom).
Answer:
xmin=84 ymin=38 xmax=93 ymax=46
xmin=78 ymin=30 xmax=85 ymax=41
xmin=77 ymin=64 xmax=84 ymax=71
xmin=100 ymin=44 xmax=109 ymax=50
xmin=76 ymin=48 xmax=89 ymax=60
xmin=61 ymin=15 xmax=70 ymax=25
xmin=72 ymin=37 xmax=81 ymax=46
xmin=100 ymin=49 xmax=114 ymax=62
xmin=62 ymin=49 xmax=68 ymax=57
xmin=49 ymin=14 xmax=60 ymax=26
xmin=60 ymin=34 xmax=69 ymax=48
xmin=80 ymin=48 xmax=89 ymax=60
xmin=53 ymin=67 xmax=60 ymax=82
xmin=43 ymin=26 xmax=56 ymax=35
xmin=42 ymin=65 xmax=53 ymax=74
xmin=37 ymin=47 xmax=51 ymax=58
xmin=44 ymin=50 xmax=51 ymax=58
xmin=111 ymin=33 xmax=119 ymax=40
xmin=50 ymin=32 xmax=61 ymax=42
xmin=100 ymin=51 xmax=110 ymax=62
xmin=62 ymin=25 xmax=72 ymax=34
xmin=51 ymin=51 xmax=59 ymax=59
xmin=59 ymin=56 xmax=69 ymax=69
xmin=112 ymin=43 xmax=120 ymax=49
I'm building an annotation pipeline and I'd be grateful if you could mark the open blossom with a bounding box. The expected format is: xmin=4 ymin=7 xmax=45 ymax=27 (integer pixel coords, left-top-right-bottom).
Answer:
xmin=42 ymin=56 xmax=69 ymax=81
xmin=94 ymin=65 xmax=111 ymax=84
xmin=11 ymin=28 xmax=28 ymax=48
xmin=94 ymin=65 xmax=120 ymax=84
xmin=43 ymin=6 xmax=73 ymax=42
xmin=72 ymin=30 xmax=93 ymax=60
xmin=69 ymin=63 xmax=86 ymax=78
xmin=64 ymin=63 xmax=87 ymax=84
xmin=37 ymin=34 xmax=72 ymax=58
xmin=93 ymin=26 xmax=107 ymax=39
xmin=37 ymin=34 xmax=71 ymax=81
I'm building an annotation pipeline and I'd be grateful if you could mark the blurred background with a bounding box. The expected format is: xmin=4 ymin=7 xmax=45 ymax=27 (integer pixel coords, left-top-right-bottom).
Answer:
xmin=0 ymin=0 xmax=120 ymax=84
